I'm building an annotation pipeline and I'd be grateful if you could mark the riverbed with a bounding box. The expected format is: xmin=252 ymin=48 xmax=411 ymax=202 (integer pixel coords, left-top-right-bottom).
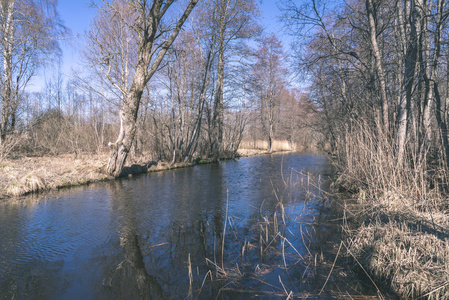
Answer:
xmin=0 ymin=153 xmax=376 ymax=299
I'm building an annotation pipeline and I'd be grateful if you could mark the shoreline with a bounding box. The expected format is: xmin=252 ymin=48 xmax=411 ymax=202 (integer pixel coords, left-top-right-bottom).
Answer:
xmin=0 ymin=148 xmax=300 ymax=200
xmin=335 ymin=173 xmax=449 ymax=299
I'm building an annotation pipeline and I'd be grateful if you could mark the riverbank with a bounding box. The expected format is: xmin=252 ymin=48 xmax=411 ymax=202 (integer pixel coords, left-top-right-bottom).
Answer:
xmin=0 ymin=152 xmax=369 ymax=298
xmin=333 ymin=129 xmax=449 ymax=299
xmin=340 ymin=185 xmax=449 ymax=299
xmin=0 ymin=148 xmax=292 ymax=199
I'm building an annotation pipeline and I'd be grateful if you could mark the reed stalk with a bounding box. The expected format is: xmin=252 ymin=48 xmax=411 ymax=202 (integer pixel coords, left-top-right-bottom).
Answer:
xmin=337 ymin=120 xmax=449 ymax=299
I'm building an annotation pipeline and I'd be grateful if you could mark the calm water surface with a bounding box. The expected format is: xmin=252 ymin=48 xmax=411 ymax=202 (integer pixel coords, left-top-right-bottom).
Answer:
xmin=0 ymin=153 xmax=374 ymax=299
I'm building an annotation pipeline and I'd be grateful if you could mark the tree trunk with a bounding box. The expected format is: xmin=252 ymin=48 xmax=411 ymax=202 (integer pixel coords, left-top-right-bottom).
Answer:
xmin=268 ymin=123 xmax=273 ymax=153
xmin=104 ymin=0 xmax=198 ymax=177
xmin=431 ymin=0 xmax=449 ymax=166
xmin=0 ymin=0 xmax=15 ymax=145
xmin=434 ymin=82 xmax=449 ymax=166
xmin=107 ymin=94 xmax=139 ymax=177
xmin=183 ymin=42 xmax=214 ymax=162
xmin=397 ymin=1 xmax=419 ymax=164
xmin=211 ymin=0 xmax=227 ymax=160
xmin=419 ymin=0 xmax=433 ymax=153
xmin=366 ymin=0 xmax=389 ymax=134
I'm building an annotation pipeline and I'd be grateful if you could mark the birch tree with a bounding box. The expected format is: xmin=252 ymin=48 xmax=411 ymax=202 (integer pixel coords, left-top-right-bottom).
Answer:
xmin=205 ymin=0 xmax=260 ymax=159
xmin=0 ymin=0 xmax=65 ymax=145
xmin=87 ymin=0 xmax=198 ymax=177
xmin=252 ymin=34 xmax=287 ymax=153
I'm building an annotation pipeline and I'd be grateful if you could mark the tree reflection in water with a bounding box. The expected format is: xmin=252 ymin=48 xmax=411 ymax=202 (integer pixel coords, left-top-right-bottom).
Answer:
xmin=0 ymin=154 xmax=378 ymax=299
xmin=101 ymin=180 xmax=164 ymax=299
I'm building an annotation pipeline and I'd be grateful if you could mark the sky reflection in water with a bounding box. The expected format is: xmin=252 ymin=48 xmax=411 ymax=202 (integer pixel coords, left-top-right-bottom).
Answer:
xmin=0 ymin=153 xmax=373 ymax=299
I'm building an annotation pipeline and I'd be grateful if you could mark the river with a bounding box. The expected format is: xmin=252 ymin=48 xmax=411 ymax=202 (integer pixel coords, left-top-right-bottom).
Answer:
xmin=0 ymin=153 xmax=376 ymax=299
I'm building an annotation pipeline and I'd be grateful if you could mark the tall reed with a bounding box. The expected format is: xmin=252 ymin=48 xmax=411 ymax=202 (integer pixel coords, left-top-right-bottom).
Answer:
xmin=338 ymin=120 xmax=449 ymax=299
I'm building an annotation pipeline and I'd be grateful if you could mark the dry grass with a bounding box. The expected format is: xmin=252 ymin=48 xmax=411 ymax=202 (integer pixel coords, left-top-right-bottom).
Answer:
xmin=1 ymin=147 xmax=289 ymax=199
xmin=0 ymin=153 xmax=203 ymax=198
xmin=194 ymin=170 xmax=379 ymax=299
xmin=349 ymin=219 xmax=449 ymax=299
xmin=338 ymin=121 xmax=449 ymax=299
xmin=236 ymin=148 xmax=271 ymax=157
xmin=239 ymin=139 xmax=297 ymax=152
xmin=237 ymin=139 xmax=300 ymax=158
xmin=0 ymin=153 xmax=110 ymax=198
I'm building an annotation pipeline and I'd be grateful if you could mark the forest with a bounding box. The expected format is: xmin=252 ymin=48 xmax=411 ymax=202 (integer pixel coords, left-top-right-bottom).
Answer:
xmin=285 ymin=0 xmax=449 ymax=297
xmin=0 ymin=0 xmax=320 ymax=178
xmin=3 ymin=0 xmax=449 ymax=298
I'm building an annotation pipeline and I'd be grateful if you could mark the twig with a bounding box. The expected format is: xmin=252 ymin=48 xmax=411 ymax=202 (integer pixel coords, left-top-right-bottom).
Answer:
xmin=319 ymin=240 xmax=343 ymax=294
xmin=415 ymin=281 xmax=449 ymax=299
xmin=222 ymin=189 xmax=229 ymax=270
xmin=344 ymin=242 xmax=385 ymax=300
xmin=281 ymin=235 xmax=305 ymax=260
xmin=197 ymin=270 xmax=213 ymax=296
xmin=279 ymin=276 xmax=293 ymax=299
xmin=300 ymin=223 xmax=312 ymax=257
xmin=188 ymin=253 xmax=193 ymax=298
xmin=148 ymin=242 xmax=168 ymax=248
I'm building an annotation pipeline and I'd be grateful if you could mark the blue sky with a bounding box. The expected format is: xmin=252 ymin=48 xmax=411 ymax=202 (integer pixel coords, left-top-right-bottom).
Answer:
xmin=56 ymin=0 xmax=284 ymax=37
xmin=56 ymin=0 xmax=96 ymax=76
xmin=33 ymin=0 xmax=287 ymax=91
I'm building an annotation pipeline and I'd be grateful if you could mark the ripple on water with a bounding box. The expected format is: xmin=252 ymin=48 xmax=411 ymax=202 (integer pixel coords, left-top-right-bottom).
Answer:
xmin=0 ymin=154 xmax=375 ymax=299
xmin=3 ymin=189 xmax=114 ymax=272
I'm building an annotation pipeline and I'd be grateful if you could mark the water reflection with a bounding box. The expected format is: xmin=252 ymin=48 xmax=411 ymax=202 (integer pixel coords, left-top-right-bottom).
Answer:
xmin=0 ymin=153 xmax=375 ymax=299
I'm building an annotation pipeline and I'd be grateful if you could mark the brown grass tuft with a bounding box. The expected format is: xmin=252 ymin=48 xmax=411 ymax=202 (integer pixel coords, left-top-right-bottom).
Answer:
xmin=349 ymin=220 xmax=449 ymax=299
xmin=24 ymin=174 xmax=47 ymax=192
xmin=1 ymin=153 xmax=110 ymax=198
xmin=338 ymin=121 xmax=449 ymax=299
xmin=6 ymin=173 xmax=47 ymax=196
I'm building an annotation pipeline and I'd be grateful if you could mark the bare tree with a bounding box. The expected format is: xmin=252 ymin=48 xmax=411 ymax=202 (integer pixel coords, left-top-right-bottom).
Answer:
xmin=203 ymin=0 xmax=260 ymax=159
xmin=87 ymin=0 xmax=198 ymax=177
xmin=153 ymin=29 xmax=215 ymax=164
xmin=252 ymin=34 xmax=287 ymax=153
xmin=282 ymin=0 xmax=449 ymax=169
xmin=0 ymin=0 xmax=66 ymax=145
xmin=366 ymin=0 xmax=389 ymax=133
